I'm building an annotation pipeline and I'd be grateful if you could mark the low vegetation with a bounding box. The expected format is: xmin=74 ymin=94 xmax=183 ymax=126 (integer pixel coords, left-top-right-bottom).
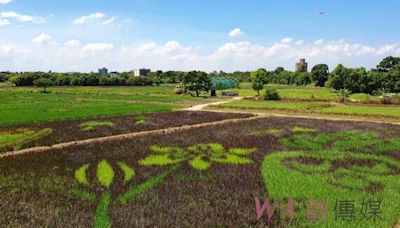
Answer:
xmin=79 ymin=121 xmax=114 ymax=131
xmin=0 ymin=128 xmax=53 ymax=152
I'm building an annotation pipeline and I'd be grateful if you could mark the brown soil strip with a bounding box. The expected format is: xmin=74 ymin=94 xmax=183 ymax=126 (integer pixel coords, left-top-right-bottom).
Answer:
xmin=0 ymin=115 xmax=264 ymax=159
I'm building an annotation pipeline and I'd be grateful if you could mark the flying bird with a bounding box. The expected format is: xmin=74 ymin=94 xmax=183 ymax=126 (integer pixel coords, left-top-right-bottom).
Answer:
xmin=318 ymin=11 xmax=325 ymax=15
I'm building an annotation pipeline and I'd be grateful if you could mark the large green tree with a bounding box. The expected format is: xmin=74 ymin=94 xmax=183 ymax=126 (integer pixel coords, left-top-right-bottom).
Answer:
xmin=377 ymin=56 xmax=400 ymax=72
xmin=251 ymin=69 xmax=266 ymax=96
xmin=311 ymin=64 xmax=329 ymax=87
xmin=182 ymin=71 xmax=211 ymax=97
xmin=250 ymin=68 xmax=267 ymax=83
xmin=33 ymin=78 xmax=54 ymax=93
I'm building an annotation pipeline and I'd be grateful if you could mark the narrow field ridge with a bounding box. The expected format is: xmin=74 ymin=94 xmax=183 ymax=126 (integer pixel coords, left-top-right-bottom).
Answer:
xmin=0 ymin=115 xmax=263 ymax=159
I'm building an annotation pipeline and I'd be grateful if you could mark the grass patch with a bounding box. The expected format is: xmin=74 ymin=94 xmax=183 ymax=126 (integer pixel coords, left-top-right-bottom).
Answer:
xmin=75 ymin=164 xmax=90 ymax=185
xmin=292 ymin=126 xmax=315 ymax=133
xmin=96 ymin=160 xmax=114 ymax=189
xmin=140 ymin=143 xmax=256 ymax=170
xmin=189 ymin=156 xmax=211 ymax=170
xmin=134 ymin=115 xmax=146 ymax=125
xmin=117 ymin=162 xmax=135 ymax=184
xmin=0 ymin=128 xmax=53 ymax=152
xmin=80 ymin=121 xmax=114 ymax=131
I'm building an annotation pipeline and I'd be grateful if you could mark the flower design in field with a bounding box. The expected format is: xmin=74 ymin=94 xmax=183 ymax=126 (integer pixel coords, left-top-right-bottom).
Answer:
xmin=139 ymin=143 xmax=257 ymax=170
xmin=75 ymin=160 xmax=135 ymax=189
xmin=73 ymin=159 xmax=178 ymax=227
xmin=74 ymin=160 xmax=136 ymax=227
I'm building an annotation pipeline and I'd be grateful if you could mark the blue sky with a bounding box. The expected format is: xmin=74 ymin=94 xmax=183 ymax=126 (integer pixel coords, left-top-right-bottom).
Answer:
xmin=1 ymin=0 xmax=400 ymax=72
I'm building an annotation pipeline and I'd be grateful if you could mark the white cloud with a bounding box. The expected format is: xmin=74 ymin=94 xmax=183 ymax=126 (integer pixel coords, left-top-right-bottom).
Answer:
xmin=229 ymin=28 xmax=244 ymax=37
xmin=0 ymin=44 xmax=30 ymax=57
xmin=102 ymin=17 xmax=116 ymax=25
xmin=314 ymin=39 xmax=325 ymax=45
xmin=0 ymin=11 xmax=45 ymax=24
xmin=82 ymin=43 xmax=114 ymax=53
xmin=281 ymin=37 xmax=293 ymax=44
xmin=32 ymin=33 xmax=54 ymax=45
xmin=0 ymin=44 xmax=15 ymax=54
xmin=295 ymin=40 xmax=304 ymax=45
xmin=64 ymin=39 xmax=81 ymax=48
xmin=73 ymin=12 xmax=105 ymax=24
xmin=0 ymin=0 xmax=12 ymax=4
xmin=0 ymin=18 xmax=10 ymax=26
xmin=376 ymin=43 xmax=398 ymax=55
xmin=1 ymin=38 xmax=400 ymax=72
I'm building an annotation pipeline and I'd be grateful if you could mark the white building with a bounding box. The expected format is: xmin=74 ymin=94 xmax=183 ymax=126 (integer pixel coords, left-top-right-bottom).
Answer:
xmin=133 ymin=69 xmax=151 ymax=77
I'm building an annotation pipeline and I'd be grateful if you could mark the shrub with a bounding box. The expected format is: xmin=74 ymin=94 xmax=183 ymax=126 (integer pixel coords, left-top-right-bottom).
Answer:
xmin=337 ymin=89 xmax=350 ymax=103
xmin=264 ymin=88 xmax=281 ymax=100
xmin=33 ymin=78 xmax=54 ymax=93
xmin=380 ymin=93 xmax=400 ymax=105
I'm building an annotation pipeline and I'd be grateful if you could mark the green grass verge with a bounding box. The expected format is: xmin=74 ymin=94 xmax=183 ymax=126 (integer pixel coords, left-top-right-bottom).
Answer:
xmin=214 ymin=100 xmax=400 ymax=118
xmin=234 ymin=83 xmax=379 ymax=102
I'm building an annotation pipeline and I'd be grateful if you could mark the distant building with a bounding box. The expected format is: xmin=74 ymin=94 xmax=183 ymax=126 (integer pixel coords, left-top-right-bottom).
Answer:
xmin=98 ymin=67 xmax=108 ymax=75
xmin=295 ymin=59 xmax=308 ymax=72
xmin=109 ymin=71 xmax=119 ymax=77
xmin=133 ymin=68 xmax=151 ymax=77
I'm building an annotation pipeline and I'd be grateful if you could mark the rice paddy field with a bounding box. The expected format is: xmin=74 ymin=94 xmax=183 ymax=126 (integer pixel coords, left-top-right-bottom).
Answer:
xmin=1 ymin=115 xmax=399 ymax=227
xmin=212 ymin=100 xmax=400 ymax=122
xmin=1 ymin=85 xmax=400 ymax=227
xmin=0 ymin=85 xmax=212 ymax=126
xmin=234 ymin=83 xmax=381 ymax=102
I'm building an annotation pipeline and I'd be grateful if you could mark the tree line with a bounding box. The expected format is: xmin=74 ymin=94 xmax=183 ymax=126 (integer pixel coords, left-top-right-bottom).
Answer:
xmin=250 ymin=56 xmax=400 ymax=95
xmin=1 ymin=56 xmax=400 ymax=95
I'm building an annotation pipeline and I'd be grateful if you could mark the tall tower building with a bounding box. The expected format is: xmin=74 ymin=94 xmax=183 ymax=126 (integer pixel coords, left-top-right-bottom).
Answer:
xmin=295 ymin=59 xmax=308 ymax=72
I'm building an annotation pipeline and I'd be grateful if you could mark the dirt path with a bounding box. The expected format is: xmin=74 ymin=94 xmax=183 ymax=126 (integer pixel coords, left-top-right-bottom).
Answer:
xmin=0 ymin=115 xmax=263 ymax=159
xmin=186 ymin=97 xmax=400 ymax=126
xmin=183 ymin=96 xmax=243 ymax=111
xmin=3 ymin=96 xmax=400 ymax=159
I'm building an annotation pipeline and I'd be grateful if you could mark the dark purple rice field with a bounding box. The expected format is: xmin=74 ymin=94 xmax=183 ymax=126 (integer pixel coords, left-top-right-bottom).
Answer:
xmin=0 ymin=115 xmax=399 ymax=227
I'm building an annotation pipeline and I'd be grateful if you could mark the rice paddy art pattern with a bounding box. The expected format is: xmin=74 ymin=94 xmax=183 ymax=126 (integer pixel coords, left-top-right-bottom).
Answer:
xmin=139 ymin=143 xmax=257 ymax=170
xmin=72 ymin=143 xmax=257 ymax=227
xmin=261 ymin=129 xmax=400 ymax=227
xmin=0 ymin=128 xmax=53 ymax=152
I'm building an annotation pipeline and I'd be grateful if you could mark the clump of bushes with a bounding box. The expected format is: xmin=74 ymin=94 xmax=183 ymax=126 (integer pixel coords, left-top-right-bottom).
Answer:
xmin=380 ymin=93 xmax=400 ymax=105
xmin=337 ymin=89 xmax=350 ymax=103
xmin=264 ymin=88 xmax=281 ymax=100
